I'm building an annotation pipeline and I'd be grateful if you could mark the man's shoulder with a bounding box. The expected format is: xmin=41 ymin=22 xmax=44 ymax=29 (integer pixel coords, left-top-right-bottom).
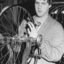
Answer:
xmin=48 ymin=15 xmax=62 ymax=28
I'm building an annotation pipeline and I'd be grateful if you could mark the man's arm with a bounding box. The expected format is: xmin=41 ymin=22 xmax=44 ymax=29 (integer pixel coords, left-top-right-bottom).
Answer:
xmin=39 ymin=23 xmax=64 ymax=62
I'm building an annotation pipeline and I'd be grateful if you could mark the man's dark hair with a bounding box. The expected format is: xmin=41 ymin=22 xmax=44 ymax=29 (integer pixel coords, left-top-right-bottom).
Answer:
xmin=47 ymin=0 xmax=52 ymax=5
xmin=34 ymin=0 xmax=52 ymax=5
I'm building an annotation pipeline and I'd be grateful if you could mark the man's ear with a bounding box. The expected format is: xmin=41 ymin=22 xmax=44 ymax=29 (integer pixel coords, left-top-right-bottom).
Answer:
xmin=49 ymin=5 xmax=51 ymax=8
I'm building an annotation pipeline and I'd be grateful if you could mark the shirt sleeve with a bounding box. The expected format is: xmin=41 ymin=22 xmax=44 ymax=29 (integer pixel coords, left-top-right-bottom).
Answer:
xmin=40 ymin=23 xmax=64 ymax=62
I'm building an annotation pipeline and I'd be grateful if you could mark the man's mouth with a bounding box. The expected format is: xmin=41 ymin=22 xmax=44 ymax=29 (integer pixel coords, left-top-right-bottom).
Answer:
xmin=38 ymin=10 xmax=42 ymax=13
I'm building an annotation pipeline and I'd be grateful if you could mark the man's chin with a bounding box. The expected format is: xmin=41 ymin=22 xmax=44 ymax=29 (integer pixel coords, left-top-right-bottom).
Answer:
xmin=37 ymin=14 xmax=44 ymax=17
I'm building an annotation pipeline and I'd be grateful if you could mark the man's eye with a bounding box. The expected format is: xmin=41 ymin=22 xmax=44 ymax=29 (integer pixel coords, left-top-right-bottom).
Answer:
xmin=42 ymin=3 xmax=46 ymax=5
xmin=35 ymin=2 xmax=39 ymax=4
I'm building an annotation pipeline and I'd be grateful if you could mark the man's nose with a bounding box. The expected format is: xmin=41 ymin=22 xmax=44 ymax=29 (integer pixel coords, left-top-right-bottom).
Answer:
xmin=38 ymin=4 xmax=42 ymax=9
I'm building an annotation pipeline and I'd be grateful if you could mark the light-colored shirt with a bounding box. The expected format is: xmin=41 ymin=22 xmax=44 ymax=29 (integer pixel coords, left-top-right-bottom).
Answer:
xmin=29 ymin=15 xmax=64 ymax=64
xmin=18 ymin=15 xmax=64 ymax=64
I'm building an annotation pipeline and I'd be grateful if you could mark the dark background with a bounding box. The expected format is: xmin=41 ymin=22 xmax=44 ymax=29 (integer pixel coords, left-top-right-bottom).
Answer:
xmin=0 ymin=0 xmax=64 ymax=64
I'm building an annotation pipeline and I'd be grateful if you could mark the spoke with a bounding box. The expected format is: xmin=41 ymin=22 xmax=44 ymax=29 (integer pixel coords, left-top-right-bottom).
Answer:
xmin=10 ymin=7 xmax=14 ymax=18
xmin=9 ymin=8 xmax=17 ymax=35
xmin=3 ymin=13 xmax=16 ymax=36
xmin=0 ymin=19 xmax=10 ymax=36
xmin=17 ymin=7 xmax=21 ymax=23
xmin=21 ymin=8 xmax=27 ymax=23
xmin=14 ymin=52 xmax=20 ymax=63
xmin=0 ymin=5 xmax=33 ymax=64
xmin=17 ymin=7 xmax=21 ymax=32
xmin=1 ymin=51 xmax=12 ymax=64
xmin=13 ymin=6 xmax=18 ymax=24
xmin=6 ymin=51 xmax=13 ymax=64
xmin=0 ymin=20 xmax=10 ymax=36
xmin=0 ymin=51 xmax=9 ymax=61
xmin=0 ymin=23 xmax=13 ymax=34
xmin=0 ymin=45 xmax=6 ymax=51
xmin=0 ymin=44 xmax=11 ymax=52
xmin=0 ymin=43 xmax=13 ymax=64
xmin=3 ymin=13 xmax=12 ymax=29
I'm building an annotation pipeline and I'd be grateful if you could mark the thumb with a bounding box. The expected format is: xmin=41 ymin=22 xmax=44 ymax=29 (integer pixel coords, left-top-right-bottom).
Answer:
xmin=27 ymin=28 xmax=31 ymax=35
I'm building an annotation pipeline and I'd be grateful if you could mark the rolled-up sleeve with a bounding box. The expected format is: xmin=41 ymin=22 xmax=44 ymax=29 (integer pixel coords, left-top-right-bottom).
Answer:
xmin=40 ymin=23 xmax=64 ymax=62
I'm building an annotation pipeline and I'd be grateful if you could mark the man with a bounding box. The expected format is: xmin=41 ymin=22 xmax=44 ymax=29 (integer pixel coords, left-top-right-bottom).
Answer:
xmin=24 ymin=0 xmax=64 ymax=64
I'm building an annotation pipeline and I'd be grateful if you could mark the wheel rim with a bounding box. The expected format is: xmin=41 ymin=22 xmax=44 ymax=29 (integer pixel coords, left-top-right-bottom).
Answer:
xmin=0 ymin=5 xmax=34 ymax=64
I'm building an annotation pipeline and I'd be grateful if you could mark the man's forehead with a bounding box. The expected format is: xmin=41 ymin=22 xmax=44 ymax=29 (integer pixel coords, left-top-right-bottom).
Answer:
xmin=35 ymin=0 xmax=48 ymax=2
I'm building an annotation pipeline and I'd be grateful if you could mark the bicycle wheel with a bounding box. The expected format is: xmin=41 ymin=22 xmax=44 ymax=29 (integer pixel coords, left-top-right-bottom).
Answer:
xmin=0 ymin=5 xmax=34 ymax=64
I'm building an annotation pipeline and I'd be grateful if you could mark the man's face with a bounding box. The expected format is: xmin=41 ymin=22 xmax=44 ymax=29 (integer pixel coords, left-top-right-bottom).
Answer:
xmin=35 ymin=0 xmax=51 ymax=17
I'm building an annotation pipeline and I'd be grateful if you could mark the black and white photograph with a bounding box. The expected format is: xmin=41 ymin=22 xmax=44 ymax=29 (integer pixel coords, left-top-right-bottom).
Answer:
xmin=0 ymin=0 xmax=64 ymax=64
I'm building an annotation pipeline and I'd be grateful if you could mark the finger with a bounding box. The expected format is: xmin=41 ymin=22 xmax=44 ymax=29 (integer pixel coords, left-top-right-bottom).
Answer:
xmin=27 ymin=17 xmax=30 ymax=21
xmin=29 ymin=22 xmax=34 ymax=28
xmin=28 ymin=22 xmax=33 ymax=30
xmin=27 ymin=28 xmax=31 ymax=35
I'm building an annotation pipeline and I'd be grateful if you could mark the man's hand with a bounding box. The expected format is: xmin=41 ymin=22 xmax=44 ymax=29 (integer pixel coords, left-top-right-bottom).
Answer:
xmin=18 ymin=19 xmax=27 ymax=37
xmin=27 ymin=22 xmax=38 ymax=39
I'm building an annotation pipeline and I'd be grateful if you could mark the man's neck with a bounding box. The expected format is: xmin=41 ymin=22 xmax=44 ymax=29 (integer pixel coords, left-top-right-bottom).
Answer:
xmin=35 ymin=13 xmax=49 ymax=24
